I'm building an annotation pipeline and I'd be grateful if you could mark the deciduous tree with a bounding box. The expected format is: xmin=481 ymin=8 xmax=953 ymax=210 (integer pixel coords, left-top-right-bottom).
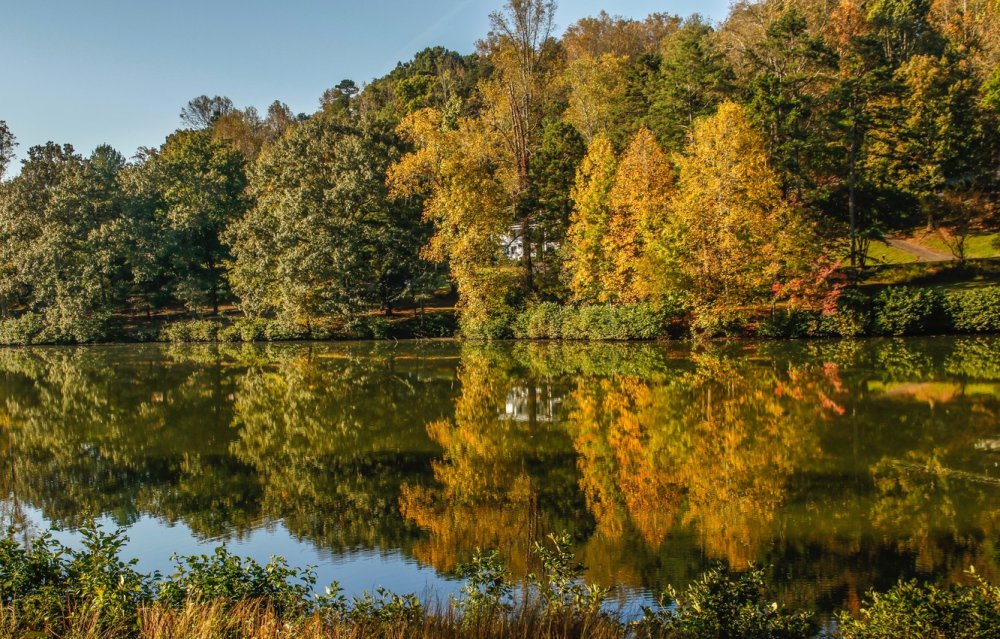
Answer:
xmin=866 ymin=50 xmax=984 ymax=229
xmin=0 ymin=143 xmax=129 ymax=340
xmin=527 ymin=120 xmax=586 ymax=297
xmin=145 ymin=129 xmax=248 ymax=312
xmin=562 ymin=11 xmax=679 ymax=61
xmin=389 ymin=108 xmax=520 ymax=336
xmin=228 ymin=114 xmax=425 ymax=327
xmin=743 ymin=8 xmax=837 ymax=199
xmin=0 ymin=121 xmax=15 ymax=180
xmin=478 ymin=0 xmax=561 ymax=292
xmin=605 ymin=127 xmax=675 ymax=302
xmin=563 ymin=53 xmax=628 ymax=143
xmin=647 ymin=17 xmax=734 ymax=152
xmin=671 ymin=102 xmax=815 ymax=314
xmin=180 ymin=95 xmax=236 ymax=129
xmin=564 ymin=135 xmax=617 ymax=302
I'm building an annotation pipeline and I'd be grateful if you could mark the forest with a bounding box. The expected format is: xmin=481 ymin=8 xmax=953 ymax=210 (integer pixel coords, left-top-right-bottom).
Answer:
xmin=0 ymin=0 xmax=998 ymax=343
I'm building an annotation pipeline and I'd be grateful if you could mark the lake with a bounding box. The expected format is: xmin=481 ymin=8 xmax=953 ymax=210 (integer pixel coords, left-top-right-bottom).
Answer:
xmin=0 ymin=337 xmax=997 ymax=617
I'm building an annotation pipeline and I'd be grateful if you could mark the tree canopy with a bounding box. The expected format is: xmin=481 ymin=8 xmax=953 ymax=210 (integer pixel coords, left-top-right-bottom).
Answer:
xmin=0 ymin=0 xmax=996 ymax=342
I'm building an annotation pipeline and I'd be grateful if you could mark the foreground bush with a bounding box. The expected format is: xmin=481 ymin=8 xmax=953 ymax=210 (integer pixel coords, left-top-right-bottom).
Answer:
xmin=2 ymin=526 xmax=999 ymax=638
xmin=636 ymin=566 xmax=815 ymax=639
xmin=0 ymin=528 xmax=621 ymax=638
xmin=0 ymin=528 xmax=152 ymax=635
xmin=837 ymin=572 xmax=1000 ymax=639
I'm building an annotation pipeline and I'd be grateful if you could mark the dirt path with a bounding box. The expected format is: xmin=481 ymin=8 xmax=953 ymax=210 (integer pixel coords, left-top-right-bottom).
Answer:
xmin=885 ymin=237 xmax=955 ymax=262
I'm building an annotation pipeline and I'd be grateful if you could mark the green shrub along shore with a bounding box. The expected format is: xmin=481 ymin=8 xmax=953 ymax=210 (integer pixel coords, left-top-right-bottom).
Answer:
xmin=513 ymin=286 xmax=1000 ymax=340
xmin=1 ymin=283 xmax=991 ymax=346
xmin=2 ymin=527 xmax=998 ymax=639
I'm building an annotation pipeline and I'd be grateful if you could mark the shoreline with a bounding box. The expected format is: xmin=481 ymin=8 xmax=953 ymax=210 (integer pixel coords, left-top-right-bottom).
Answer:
xmin=2 ymin=260 xmax=997 ymax=347
xmin=2 ymin=526 xmax=997 ymax=639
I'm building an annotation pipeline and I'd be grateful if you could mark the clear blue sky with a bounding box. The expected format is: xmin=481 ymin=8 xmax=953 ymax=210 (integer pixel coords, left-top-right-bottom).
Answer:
xmin=1 ymin=0 xmax=727 ymax=167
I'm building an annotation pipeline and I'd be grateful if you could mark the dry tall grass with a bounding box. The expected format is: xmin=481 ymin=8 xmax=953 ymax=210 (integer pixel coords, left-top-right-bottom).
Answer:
xmin=1 ymin=600 xmax=630 ymax=639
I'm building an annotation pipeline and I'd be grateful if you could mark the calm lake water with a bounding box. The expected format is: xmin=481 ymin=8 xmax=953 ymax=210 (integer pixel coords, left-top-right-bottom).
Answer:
xmin=1 ymin=337 xmax=998 ymax=615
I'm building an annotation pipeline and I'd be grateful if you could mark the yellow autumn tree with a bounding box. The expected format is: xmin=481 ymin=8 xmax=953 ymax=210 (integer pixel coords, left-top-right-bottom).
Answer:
xmin=604 ymin=127 xmax=676 ymax=303
xmin=388 ymin=108 xmax=521 ymax=335
xmin=563 ymin=135 xmax=617 ymax=302
xmin=388 ymin=2 xmax=564 ymax=335
xmin=671 ymin=101 xmax=814 ymax=315
xmin=563 ymin=53 xmax=629 ymax=143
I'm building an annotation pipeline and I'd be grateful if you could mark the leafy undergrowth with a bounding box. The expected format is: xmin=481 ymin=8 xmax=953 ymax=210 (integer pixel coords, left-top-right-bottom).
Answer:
xmin=2 ymin=527 xmax=999 ymax=638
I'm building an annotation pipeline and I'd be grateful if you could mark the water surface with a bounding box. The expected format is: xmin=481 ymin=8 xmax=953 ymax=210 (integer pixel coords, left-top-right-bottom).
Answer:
xmin=1 ymin=337 xmax=997 ymax=615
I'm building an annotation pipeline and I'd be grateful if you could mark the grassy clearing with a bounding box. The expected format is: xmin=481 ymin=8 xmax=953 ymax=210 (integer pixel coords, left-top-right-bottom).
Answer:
xmin=916 ymin=230 xmax=1000 ymax=260
xmin=864 ymin=230 xmax=1000 ymax=264
xmin=864 ymin=239 xmax=920 ymax=265
xmin=853 ymin=257 xmax=1000 ymax=289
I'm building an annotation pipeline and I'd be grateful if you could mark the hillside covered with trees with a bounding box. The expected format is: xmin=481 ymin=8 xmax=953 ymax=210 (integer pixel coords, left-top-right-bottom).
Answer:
xmin=0 ymin=0 xmax=998 ymax=343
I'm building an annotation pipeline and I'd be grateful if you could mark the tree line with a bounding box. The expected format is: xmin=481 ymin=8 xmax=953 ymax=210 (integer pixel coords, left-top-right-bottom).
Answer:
xmin=0 ymin=0 xmax=997 ymax=341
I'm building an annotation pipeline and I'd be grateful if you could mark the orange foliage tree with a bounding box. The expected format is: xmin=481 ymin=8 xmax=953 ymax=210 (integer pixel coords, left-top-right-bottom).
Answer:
xmin=605 ymin=127 xmax=676 ymax=303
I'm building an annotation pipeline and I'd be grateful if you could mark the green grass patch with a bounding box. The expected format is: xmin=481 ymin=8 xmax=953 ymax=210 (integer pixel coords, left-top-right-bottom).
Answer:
xmin=864 ymin=240 xmax=919 ymax=265
xmin=918 ymin=231 xmax=1000 ymax=260
xmin=854 ymin=258 xmax=1000 ymax=289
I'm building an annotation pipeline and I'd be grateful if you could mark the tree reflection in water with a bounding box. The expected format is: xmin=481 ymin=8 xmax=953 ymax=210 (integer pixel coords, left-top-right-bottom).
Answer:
xmin=0 ymin=337 xmax=996 ymax=614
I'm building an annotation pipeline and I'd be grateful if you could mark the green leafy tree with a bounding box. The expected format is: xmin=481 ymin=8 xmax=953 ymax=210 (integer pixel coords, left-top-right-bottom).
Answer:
xmin=866 ymin=49 xmax=985 ymax=229
xmin=0 ymin=143 xmax=129 ymax=340
xmin=113 ymin=148 xmax=175 ymax=316
xmin=227 ymin=113 xmax=426 ymax=328
xmin=0 ymin=120 xmax=15 ymax=180
xmin=867 ymin=0 xmax=940 ymax=65
xmin=744 ymin=8 xmax=837 ymax=199
xmin=527 ymin=120 xmax=586 ymax=297
xmin=357 ymin=47 xmax=484 ymax=124
xmin=826 ymin=0 xmax=894 ymax=266
xmin=145 ymin=129 xmax=249 ymax=313
xmin=606 ymin=53 xmax=661 ymax=148
xmin=320 ymin=80 xmax=360 ymax=115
